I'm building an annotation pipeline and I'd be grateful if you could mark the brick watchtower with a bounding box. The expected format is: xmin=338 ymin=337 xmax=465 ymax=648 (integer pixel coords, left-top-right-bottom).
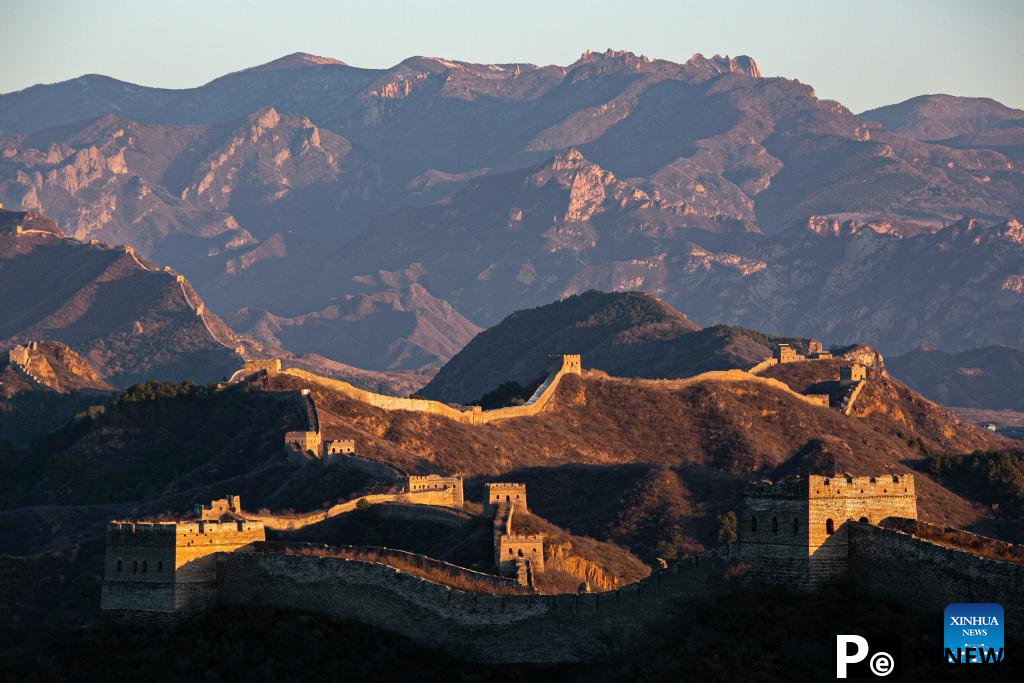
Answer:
xmin=740 ymin=474 xmax=916 ymax=586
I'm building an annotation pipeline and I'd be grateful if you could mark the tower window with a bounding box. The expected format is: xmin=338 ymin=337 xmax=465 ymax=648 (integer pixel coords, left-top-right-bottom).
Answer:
xmin=826 ymin=519 xmax=835 ymax=535
xmin=771 ymin=517 xmax=779 ymax=534
xmin=132 ymin=560 xmax=138 ymax=573
xmin=750 ymin=516 xmax=758 ymax=533
xmin=859 ymin=516 xmax=868 ymax=524
xmin=157 ymin=561 xmax=163 ymax=573
xmin=142 ymin=560 xmax=148 ymax=573
xmin=116 ymin=559 xmax=122 ymax=572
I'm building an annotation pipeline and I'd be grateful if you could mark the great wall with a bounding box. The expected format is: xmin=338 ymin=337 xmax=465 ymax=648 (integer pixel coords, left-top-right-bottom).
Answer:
xmin=98 ymin=350 xmax=1024 ymax=661
xmin=102 ymin=473 xmax=1024 ymax=662
xmin=6 ymin=342 xmax=49 ymax=389
xmin=3 ymin=224 xmax=245 ymax=361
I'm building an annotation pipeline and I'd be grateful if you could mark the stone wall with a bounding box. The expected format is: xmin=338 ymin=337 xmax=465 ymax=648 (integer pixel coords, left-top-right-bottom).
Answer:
xmin=283 ymin=430 xmax=321 ymax=460
xmin=325 ymin=439 xmax=356 ymax=455
xmin=406 ymin=475 xmax=464 ymax=507
xmin=806 ymin=474 xmax=916 ymax=557
xmin=840 ymin=380 xmax=866 ymax=415
xmin=332 ymin=453 xmax=406 ymax=480
xmin=247 ymin=489 xmax=463 ymax=531
xmin=485 ymin=482 xmax=528 ymax=511
xmin=747 ymin=357 xmax=778 ymax=375
xmin=740 ymin=474 xmax=917 ymax=586
xmin=849 ymin=523 xmax=1024 ymax=626
xmin=215 ymin=545 xmax=739 ymax=663
xmin=102 ymin=520 xmax=265 ymax=614
xmin=277 ymin=356 xmax=581 ymax=424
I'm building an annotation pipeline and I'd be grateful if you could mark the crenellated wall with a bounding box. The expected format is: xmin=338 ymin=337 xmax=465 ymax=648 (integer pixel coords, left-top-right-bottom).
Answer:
xmin=215 ymin=545 xmax=739 ymax=663
xmin=275 ymin=355 xmax=583 ymax=425
xmin=740 ymin=474 xmax=917 ymax=586
xmin=849 ymin=522 xmax=1024 ymax=626
xmin=101 ymin=520 xmax=265 ymax=615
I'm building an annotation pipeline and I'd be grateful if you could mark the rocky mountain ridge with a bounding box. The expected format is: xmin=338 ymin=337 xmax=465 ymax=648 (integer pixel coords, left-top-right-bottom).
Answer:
xmin=888 ymin=345 xmax=1024 ymax=411
xmin=3 ymin=50 xmax=1023 ymax=365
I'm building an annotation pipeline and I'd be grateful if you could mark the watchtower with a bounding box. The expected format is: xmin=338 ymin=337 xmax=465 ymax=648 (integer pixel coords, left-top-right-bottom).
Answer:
xmin=548 ymin=354 xmax=582 ymax=375
xmin=284 ymin=430 xmax=322 ymax=461
xmin=193 ymin=496 xmax=242 ymax=520
xmin=740 ymin=474 xmax=916 ymax=586
xmin=405 ymin=474 xmax=465 ymax=507
xmin=101 ymin=517 xmax=264 ymax=616
xmin=498 ymin=533 xmax=545 ymax=576
xmin=775 ymin=344 xmax=801 ymax=364
xmin=840 ymin=364 xmax=866 ymax=386
xmin=485 ymin=482 xmax=528 ymax=512
xmin=241 ymin=359 xmax=281 ymax=377
xmin=807 ymin=339 xmax=823 ymax=356
xmin=325 ymin=439 xmax=356 ymax=455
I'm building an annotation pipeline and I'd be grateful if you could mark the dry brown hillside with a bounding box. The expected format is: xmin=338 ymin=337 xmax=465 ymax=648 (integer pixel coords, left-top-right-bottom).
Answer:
xmin=0 ymin=227 xmax=241 ymax=385
xmin=264 ymin=366 xmax=1009 ymax=555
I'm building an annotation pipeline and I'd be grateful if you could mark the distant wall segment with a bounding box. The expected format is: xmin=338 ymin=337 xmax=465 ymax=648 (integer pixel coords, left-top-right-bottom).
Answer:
xmin=275 ymin=354 xmax=583 ymax=424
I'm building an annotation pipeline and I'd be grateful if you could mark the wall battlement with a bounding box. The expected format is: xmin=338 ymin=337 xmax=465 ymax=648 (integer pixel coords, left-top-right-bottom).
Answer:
xmin=405 ymin=475 xmax=464 ymax=508
xmin=325 ymin=439 xmax=356 ymax=455
xmin=102 ymin=513 xmax=265 ymax=616
xmin=485 ymin=482 xmax=528 ymax=511
xmin=194 ymin=496 xmax=242 ymax=520
xmin=101 ymin=476 xmax=1023 ymax=662
xmin=808 ymin=474 xmax=913 ymax=498
xmin=548 ymin=354 xmax=582 ymax=375
xmin=270 ymin=353 xmax=584 ymax=425
xmin=740 ymin=473 xmax=918 ymax=586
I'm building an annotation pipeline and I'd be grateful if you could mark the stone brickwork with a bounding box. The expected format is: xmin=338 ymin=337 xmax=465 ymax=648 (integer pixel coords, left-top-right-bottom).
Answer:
xmin=284 ymin=430 xmax=322 ymax=462
xmin=325 ymin=439 xmax=356 ymax=455
xmin=840 ymin=380 xmax=866 ymax=415
xmin=548 ymin=354 xmax=581 ymax=375
xmin=244 ymin=359 xmax=281 ymax=376
xmin=101 ymin=473 xmax=1024 ymax=663
xmin=485 ymin=482 xmax=528 ymax=512
xmin=215 ymin=545 xmax=739 ymax=663
xmin=804 ymin=393 xmax=830 ymax=407
xmin=8 ymin=344 xmax=30 ymax=367
xmin=499 ymin=532 xmax=545 ymax=577
xmin=849 ymin=522 xmax=1024 ymax=626
xmin=274 ymin=353 xmax=584 ymax=425
xmin=775 ymin=343 xmax=801 ymax=364
xmin=194 ymin=496 xmax=242 ymax=521
xmin=489 ymin=485 xmax=543 ymax=583
xmin=101 ymin=518 xmax=265 ymax=615
xmin=741 ymin=474 xmax=917 ymax=586
xmin=405 ymin=475 xmax=464 ymax=508
xmin=840 ymin=363 xmax=866 ymax=386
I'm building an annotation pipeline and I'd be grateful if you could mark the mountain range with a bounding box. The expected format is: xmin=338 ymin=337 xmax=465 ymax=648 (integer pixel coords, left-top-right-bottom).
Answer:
xmin=2 ymin=50 xmax=1023 ymax=371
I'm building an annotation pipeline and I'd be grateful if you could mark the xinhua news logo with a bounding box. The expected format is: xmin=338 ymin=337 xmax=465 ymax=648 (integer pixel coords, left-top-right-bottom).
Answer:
xmin=836 ymin=635 xmax=901 ymax=678
xmin=944 ymin=603 xmax=1005 ymax=664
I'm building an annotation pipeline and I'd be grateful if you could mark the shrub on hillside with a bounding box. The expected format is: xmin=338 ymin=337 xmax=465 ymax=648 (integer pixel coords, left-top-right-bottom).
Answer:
xmin=927 ymin=450 xmax=1024 ymax=511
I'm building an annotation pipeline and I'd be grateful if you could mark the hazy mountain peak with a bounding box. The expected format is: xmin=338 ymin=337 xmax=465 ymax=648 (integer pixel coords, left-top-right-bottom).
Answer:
xmin=684 ymin=52 xmax=761 ymax=78
xmin=244 ymin=52 xmax=349 ymax=72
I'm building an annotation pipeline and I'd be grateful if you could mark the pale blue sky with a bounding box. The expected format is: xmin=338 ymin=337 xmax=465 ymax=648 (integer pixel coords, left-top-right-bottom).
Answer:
xmin=3 ymin=0 xmax=1022 ymax=112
